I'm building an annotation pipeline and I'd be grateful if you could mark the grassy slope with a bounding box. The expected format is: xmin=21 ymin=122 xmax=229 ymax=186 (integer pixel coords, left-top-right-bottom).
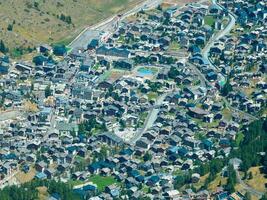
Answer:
xmin=0 ymin=0 xmax=138 ymax=49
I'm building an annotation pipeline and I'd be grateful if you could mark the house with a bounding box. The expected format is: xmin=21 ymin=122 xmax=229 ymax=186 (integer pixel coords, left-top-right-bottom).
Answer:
xmin=38 ymin=44 xmax=53 ymax=54
xmin=0 ymin=60 xmax=9 ymax=74
xmin=105 ymin=184 xmax=120 ymax=197
xmin=88 ymin=39 xmax=99 ymax=50
xmin=135 ymin=137 xmax=151 ymax=150
xmin=98 ymin=132 xmax=124 ymax=146
xmin=56 ymin=122 xmax=78 ymax=135
xmin=96 ymin=46 xmax=131 ymax=58
xmin=35 ymin=161 xmax=47 ymax=172
xmin=15 ymin=62 xmax=33 ymax=73
xmin=35 ymin=172 xmax=47 ymax=180
xmin=187 ymin=107 xmax=209 ymax=119
xmin=80 ymin=59 xmax=95 ymax=72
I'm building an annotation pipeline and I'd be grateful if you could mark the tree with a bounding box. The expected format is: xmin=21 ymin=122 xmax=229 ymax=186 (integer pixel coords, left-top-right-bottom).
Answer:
xmin=157 ymin=5 xmax=162 ymax=11
xmin=60 ymin=14 xmax=66 ymax=21
xmin=248 ymin=171 xmax=253 ymax=179
xmin=33 ymin=55 xmax=47 ymax=65
xmin=221 ymin=78 xmax=232 ymax=96
xmin=143 ymin=152 xmax=152 ymax=162
xmin=65 ymin=16 xmax=72 ymax=24
xmin=53 ymin=44 xmax=67 ymax=56
xmin=34 ymin=2 xmax=39 ymax=9
xmin=0 ymin=40 xmax=8 ymax=53
xmin=7 ymin=24 xmax=13 ymax=31
xmin=119 ymin=119 xmax=126 ymax=130
xmin=225 ymin=164 xmax=237 ymax=193
xmin=261 ymin=193 xmax=267 ymax=200
xmin=168 ymin=66 xmax=179 ymax=79
xmin=45 ymin=85 xmax=52 ymax=98
xmin=245 ymin=192 xmax=252 ymax=200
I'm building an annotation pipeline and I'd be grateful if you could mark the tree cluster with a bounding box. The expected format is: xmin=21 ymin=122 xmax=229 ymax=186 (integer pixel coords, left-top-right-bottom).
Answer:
xmin=0 ymin=179 xmax=80 ymax=200
xmin=59 ymin=14 xmax=72 ymax=24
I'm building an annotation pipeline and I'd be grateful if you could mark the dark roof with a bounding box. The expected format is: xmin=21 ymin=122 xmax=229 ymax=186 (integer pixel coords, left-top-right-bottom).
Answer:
xmin=98 ymin=132 xmax=124 ymax=144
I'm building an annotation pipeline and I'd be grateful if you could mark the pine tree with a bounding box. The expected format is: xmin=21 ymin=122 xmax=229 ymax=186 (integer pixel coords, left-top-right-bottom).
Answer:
xmin=0 ymin=40 xmax=8 ymax=53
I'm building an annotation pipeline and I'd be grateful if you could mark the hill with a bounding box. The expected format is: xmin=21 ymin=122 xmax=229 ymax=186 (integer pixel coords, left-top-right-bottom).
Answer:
xmin=0 ymin=0 xmax=139 ymax=57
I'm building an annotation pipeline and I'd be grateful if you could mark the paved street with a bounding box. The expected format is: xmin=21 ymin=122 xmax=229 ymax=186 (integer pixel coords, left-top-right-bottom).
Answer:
xmin=129 ymin=91 xmax=172 ymax=145
xmin=202 ymin=0 xmax=236 ymax=77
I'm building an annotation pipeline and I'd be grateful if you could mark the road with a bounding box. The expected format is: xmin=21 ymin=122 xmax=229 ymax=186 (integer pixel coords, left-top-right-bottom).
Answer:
xmin=69 ymin=0 xmax=163 ymax=49
xmin=202 ymin=0 xmax=236 ymax=79
xmin=236 ymin=170 xmax=264 ymax=198
xmin=129 ymin=92 xmax=168 ymax=145
xmin=129 ymin=91 xmax=173 ymax=145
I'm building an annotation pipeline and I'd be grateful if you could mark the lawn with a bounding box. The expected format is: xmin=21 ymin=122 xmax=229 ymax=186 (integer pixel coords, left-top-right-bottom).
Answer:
xmin=147 ymin=92 xmax=158 ymax=101
xmin=235 ymin=132 xmax=244 ymax=147
xmin=169 ymin=41 xmax=180 ymax=51
xmin=204 ymin=15 xmax=216 ymax=27
xmin=89 ymin=175 xmax=118 ymax=192
xmin=222 ymin=108 xmax=232 ymax=121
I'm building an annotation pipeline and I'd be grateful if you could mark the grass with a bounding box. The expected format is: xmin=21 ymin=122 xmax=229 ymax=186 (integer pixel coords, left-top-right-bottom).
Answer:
xmin=235 ymin=132 xmax=244 ymax=147
xmin=69 ymin=179 xmax=85 ymax=187
xmin=0 ymin=0 xmax=141 ymax=54
xmin=15 ymin=167 xmax=36 ymax=184
xmin=89 ymin=175 xmax=118 ymax=192
xmin=193 ymin=174 xmax=209 ymax=190
xmin=37 ymin=186 xmax=49 ymax=200
xmin=208 ymin=173 xmax=227 ymax=192
xmin=245 ymin=166 xmax=267 ymax=193
xmin=169 ymin=41 xmax=180 ymax=51
xmin=204 ymin=15 xmax=216 ymax=27
xmin=147 ymin=92 xmax=158 ymax=101
xmin=92 ymin=63 xmax=101 ymax=70
xmin=222 ymin=108 xmax=232 ymax=121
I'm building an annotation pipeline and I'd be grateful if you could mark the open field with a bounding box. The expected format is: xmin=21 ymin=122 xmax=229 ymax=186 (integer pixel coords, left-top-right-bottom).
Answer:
xmin=245 ymin=166 xmax=267 ymax=193
xmin=37 ymin=186 xmax=49 ymax=200
xmin=208 ymin=173 xmax=227 ymax=192
xmin=0 ymin=0 xmax=140 ymax=51
xmin=15 ymin=167 xmax=36 ymax=184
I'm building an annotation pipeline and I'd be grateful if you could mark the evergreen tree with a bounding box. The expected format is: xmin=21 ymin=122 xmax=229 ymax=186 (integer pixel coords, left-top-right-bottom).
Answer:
xmin=221 ymin=78 xmax=232 ymax=96
xmin=45 ymin=85 xmax=52 ymax=98
xmin=7 ymin=24 xmax=13 ymax=31
xmin=0 ymin=40 xmax=8 ymax=53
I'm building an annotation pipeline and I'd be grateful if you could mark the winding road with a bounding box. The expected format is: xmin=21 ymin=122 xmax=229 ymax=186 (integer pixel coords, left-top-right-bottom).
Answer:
xmin=202 ymin=0 xmax=236 ymax=83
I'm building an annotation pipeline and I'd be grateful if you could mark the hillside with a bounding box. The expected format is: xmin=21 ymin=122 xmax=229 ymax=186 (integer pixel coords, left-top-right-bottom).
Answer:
xmin=0 ymin=0 xmax=139 ymax=56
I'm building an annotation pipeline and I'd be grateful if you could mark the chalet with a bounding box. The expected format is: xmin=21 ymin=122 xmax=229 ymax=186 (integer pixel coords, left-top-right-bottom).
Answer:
xmin=96 ymin=46 xmax=131 ymax=58
xmin=38 ymin=44 xmax=53 ymax=54
xmin=98 ymin=132 xmax=124 ymax=146
xmin=188 ymin=107 xmax=209 ymax=119
xmin=0 ymin=60 xmax=9 ymax=74
xmin=87 ymin=39 xmax=99 ymax=50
